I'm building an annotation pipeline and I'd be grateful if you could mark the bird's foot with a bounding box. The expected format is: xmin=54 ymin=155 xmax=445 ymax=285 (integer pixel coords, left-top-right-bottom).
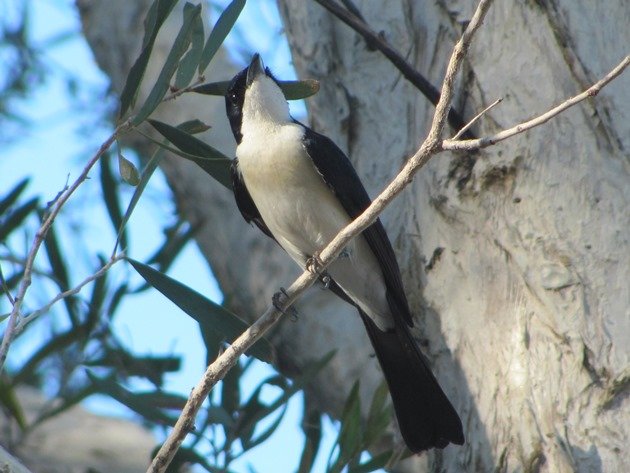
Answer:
xmin=306 ymin=253 xmax=324 ymax=275
xmin=320 ymin=273 xmax=331 ymax=290
xmin=272 ymin=287 xmax=299 ymax=321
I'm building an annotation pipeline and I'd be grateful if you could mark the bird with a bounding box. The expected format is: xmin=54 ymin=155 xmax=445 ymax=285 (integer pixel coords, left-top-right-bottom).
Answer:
xmin=224 ymin=53 xmax=464 ymax=452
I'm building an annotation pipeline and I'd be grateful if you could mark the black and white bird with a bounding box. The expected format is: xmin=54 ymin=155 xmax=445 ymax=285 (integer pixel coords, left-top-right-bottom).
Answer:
xmin=225 ymin=54 xmax=464 ymax=452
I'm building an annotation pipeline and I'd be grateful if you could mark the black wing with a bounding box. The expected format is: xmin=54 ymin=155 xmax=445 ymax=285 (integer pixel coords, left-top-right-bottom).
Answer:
xmin=231 ymin=158 xmax=276 ymax=241
xmin=301 ymin=126 xmax=413 ymax=327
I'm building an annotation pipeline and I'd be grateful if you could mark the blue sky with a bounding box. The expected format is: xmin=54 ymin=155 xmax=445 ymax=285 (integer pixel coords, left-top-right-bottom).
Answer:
xmin=0 ymin=0 xmax=338 ymax=471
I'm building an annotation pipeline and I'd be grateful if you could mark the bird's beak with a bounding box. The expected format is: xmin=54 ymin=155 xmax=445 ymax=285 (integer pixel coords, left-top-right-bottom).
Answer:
xmin=246 ymin=53 xmax=265 ymax=87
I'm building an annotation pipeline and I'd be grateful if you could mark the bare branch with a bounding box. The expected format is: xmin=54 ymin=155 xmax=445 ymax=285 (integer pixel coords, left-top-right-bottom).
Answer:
xmin=0 ymin=119 xmax=132 ymax=372
xmin=451 ymin=98 xmax=502 ymax=140
xmin=147 ymin=1 xmax=496 ymax=471
xmin=12 ymin=254 xmax=124 ymax=336
xmin=443 ymin=55 xmax=630 ymax=151
xmin=313 ymin=0 xmax=474 ymax=138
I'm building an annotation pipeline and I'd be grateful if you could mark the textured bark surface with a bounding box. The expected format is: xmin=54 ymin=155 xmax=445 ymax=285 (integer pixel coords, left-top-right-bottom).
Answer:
xmin=278 ymin=1 xmax=629 ymax=471
xmin=75 ymin=0 xmax=629 ymax=472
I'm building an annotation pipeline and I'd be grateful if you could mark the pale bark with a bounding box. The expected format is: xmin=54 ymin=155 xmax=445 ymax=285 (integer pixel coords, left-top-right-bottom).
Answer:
xmin=76 ymin=0 xmax=628 ymax=472
xmin=278 ymin=1 xmax=630 ymax=471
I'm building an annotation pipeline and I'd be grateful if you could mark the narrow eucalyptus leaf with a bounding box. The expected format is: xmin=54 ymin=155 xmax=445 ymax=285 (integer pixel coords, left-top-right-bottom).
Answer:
xmin=174 ymin=9 xmax=204 ymax=88
xmin=0 ymin=197 xmax=39 ymax=242
xmin=0 ymin=377 xmax=27 ymax=430
xmin=177 ymin=119 xmax=211 ymax=134
xmin=119 ymin=0 xmax=179 ymax=117
xmin=192 ymin=80 xmax=229 ymax=96
xmin=278 ymin=79 xmax=320 ymax=100
xmin=198 ymin=0 xmax=246 ymax=72
xmin=148 ymin=119 xmax=232 ymax=189
xmin=338 ymin=381 xmax=363 ymax=463
xmin=297 ymin=395 xmax=322 ymax=473
xmin=126 ymin=258 xmax=274 ymax=362
xmin=100 ymin=153 xmax=128 ymax=249
xmin=0 ymin=178 xmax=29 ymax=216
xmin=87 ymin=372 xmax=177 ymax=425
xmin=192 ymin=79 xmax=319 ymax=101
xmin=132 ymin=3 xmax=202 ymax=126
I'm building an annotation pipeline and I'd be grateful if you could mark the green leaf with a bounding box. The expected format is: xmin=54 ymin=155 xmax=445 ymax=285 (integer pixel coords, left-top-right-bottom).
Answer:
xmin=119 ymin=0 xmax=179 ymax=118
xmin=146 ymin=220 xmax=196 ymax=273
xmin=242 ymin=403 xmax=288 ymax=451
xmin=192 ymin=79 xmax=320 ymax=100
xmin=364 ymin=380 xmax=391 ymax=447
xmin=235 ymin=353 xmax=334 ymax=449
xmin=192 ymin=80 xmax=229 ymax=96
xmin=114 ymin=148 xmax=162 ymax=254
xmin=133 ymin=390 xmax=189 ymax=410
xmin=132 ymin=3 xmax=202 ymax=126
xmin=148 ymin=119 xmax=232 ymax=189
xmin=84 ymin=255 xmax=108 ymax=337
xmin=206 ymin=405 xmax=234 ymax=428
xmin=126 ymin=258 xmax=274 ymax=362
xmin=41 ymin=220 xmax=80 ymax=327
xmin=339 ymin=381 xmax=363 ymax=455
xmin=297 ymin=394 xmax=322 ymax=473
xmin=85 ymin=348 xmax=180 ymax=385
xmin=100 ymin=153 xmax=128 ymax=250
xmin=177 ymin=119 xmax=211 ymax=134
xmin=0 ymin=178 xmax=29 ymax=216
xmin=221 ymin=359 xmax=241 ymax=418
xmin=277 ymin=79 xmax=320 ymax=100
xmin=174 ymin=8 xmax=204 ymax=88
xmin=0 ymin=375 xmax=27 ymax=430
xmin=154 ymin=446 xmax=218 ymax=473
xmin=198 ymin=0 xmax=246 ymax=73
xmin=0 ymin=197 xmax=38 ymax=242
xmin=32 ymin=384 xmax=98 ymax=429
xmin=87 ymin=372 xmax=177 ymax=426
xmin=329 ymin=381 xmax=363 ymax=472
xmin=13 ymin=327 xmax=82 ymax=386
xmin=118 ymin=151 xmax=141 ymax=186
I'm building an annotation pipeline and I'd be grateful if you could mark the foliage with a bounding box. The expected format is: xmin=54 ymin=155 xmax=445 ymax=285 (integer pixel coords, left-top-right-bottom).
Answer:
xmin=0 ymin=1 xmax=394 ymax=471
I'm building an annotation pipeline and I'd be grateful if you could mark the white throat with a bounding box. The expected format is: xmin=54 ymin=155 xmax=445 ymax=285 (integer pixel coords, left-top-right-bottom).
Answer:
xmin=241 ymin=75 xmax=291 ymax=135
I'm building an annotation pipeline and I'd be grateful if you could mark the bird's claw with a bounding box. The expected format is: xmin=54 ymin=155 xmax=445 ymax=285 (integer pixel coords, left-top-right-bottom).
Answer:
xmin=320 ymin=273 xmax=331 ymax=290
xmin=306 ymin=253 xmax=324 ymax=274
xmin=272 ymin=287 xmax=299 ymax=321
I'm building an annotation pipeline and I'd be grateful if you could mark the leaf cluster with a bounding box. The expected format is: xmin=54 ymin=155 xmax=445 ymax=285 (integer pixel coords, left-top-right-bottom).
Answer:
xmin=1 ymin=1 xmax=391 ymax=471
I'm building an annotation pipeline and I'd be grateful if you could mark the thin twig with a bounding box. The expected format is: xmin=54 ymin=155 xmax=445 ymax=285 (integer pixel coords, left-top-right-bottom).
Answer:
xmin=313 ymin=0 xmax=475 ymax=139
xmin=443 ymin=55 xmax=630 ymax=151
xmin=0 ymin=119 xmax=132 ymax=372
xmin=0 ymin=264 xmax=16 ymax=306
xmin=451 ymin=98 xmax=502 ymax=140
xmin=163 ymin=76 xmax=206 ymax=102
xmin=147 ymin=2 xmax=495 ymax=471
xmin=12 ymin=254 xmax=124 ymax=336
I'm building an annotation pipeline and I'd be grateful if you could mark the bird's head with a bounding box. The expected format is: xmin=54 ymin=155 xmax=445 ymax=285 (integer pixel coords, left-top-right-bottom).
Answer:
xmin=225 ymin=53 xmax=290 ymax=144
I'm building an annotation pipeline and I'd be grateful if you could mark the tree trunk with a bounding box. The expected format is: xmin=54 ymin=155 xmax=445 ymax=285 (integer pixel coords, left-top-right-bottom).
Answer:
xmin=78 ymin=0 xmax=629 ymax=471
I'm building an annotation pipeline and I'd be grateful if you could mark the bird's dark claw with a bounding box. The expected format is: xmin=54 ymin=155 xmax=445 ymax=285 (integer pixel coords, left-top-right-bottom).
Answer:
xmin=320 ymin=273 xmax=331 ymax=290
xmin=272 ymin=287 xmax=299 ymax=321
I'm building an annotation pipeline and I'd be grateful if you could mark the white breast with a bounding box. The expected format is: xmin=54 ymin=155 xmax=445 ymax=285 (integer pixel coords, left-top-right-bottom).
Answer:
xmin=237 ymin=122 xmax=393 ymax=330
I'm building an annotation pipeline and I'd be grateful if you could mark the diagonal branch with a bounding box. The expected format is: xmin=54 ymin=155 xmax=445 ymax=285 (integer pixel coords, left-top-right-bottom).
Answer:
xmin=0 ymin=119 xmax=132 ymax=372
xmin=147 ymin=1 xmax=496 ymax=471
xmin=443 ymin=55 xmax=630 ymax=151
xmin=312 ymin=0 xmax=476 ymax=139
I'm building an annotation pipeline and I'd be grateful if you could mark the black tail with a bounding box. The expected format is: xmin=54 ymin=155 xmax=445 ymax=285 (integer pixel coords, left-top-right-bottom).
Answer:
xmin=360 ymin=311 xmax=464 ymax=452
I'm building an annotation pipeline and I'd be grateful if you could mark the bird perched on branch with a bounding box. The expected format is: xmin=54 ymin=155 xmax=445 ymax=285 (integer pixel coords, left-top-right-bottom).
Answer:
xmin=225 ymin=53 xmax=464 ymax=452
